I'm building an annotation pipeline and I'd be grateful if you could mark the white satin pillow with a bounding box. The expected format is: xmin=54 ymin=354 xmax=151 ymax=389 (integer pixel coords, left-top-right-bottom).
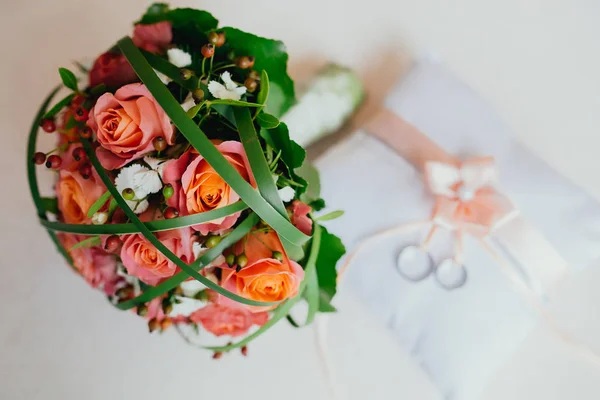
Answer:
xmin=313 ymin=59 xmax=600 ymax=399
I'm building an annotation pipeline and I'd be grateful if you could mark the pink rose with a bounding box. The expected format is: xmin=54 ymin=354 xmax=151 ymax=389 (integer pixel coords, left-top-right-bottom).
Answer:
xmin=162 ymin=142 xmax=256 ymax=234
xmin=291 ymin=200 xmax=313 ymax=236
xmin=190 ymin=303 xmax=269 ymax=337
xmin=132 ymin=22 xmax=172 ymax=54
xmin=120 ymin=227 xmax=194 ymax=285
xmin=88 ymin=83 xmax=175 ymax=170
xmin=88 ymin=52 xmax=138 ymax=88
xmin=59 ymin=234 xmax=120 ymax=295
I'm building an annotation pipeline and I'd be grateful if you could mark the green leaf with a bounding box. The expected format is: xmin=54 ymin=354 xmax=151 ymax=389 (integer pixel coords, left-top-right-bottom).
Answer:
xmin=222 ymin=27 xmax=295 ymax=117
xmin=186 ymin=101 xmax=204 ymax=119
xmin=296 ymin=161 xmax=321 ymax=204
xmin=40 ymin=197 xmax=59 ymax=215
xmin=303 ymin=224 xmax=322 ymax=325
xmin=314 ymin=210 xmax=344 ymax=222
xmin=315 ymin=226 xmax=345 ymax=312
xmin=256 ymin=112 xmax=280 ymax=129
xmin=260 ymin=123 xmax=305 ymax=170
xmin=310 ymin=198 xmax=326 ymax=212
xmin=139 ymin=2 xmax=169 ymax=20
xmin=90 ymin=83 xmax=107 ymax=96
xmin=86 ymin=190 xmax=111 ymax=218
xmin=209 ymin=99 xmax=262 ymax=107
xmin=257 ymin=69 xmax=270 ymax=106
xmin=58 ymin=67 xmax=78 ymax=91
xmin=69 ymin=236 xmax=101 ymax=251
xmin=42 ymin=93 xmax=75 ymax=120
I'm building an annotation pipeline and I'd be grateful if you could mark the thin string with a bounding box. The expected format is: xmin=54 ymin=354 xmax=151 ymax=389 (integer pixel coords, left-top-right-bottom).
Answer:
xmin=478 ymin=237 xmax=600 ymax=367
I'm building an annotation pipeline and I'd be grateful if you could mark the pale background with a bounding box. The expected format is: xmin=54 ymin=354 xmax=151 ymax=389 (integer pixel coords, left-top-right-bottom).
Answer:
xmin=2 ymin=0 xmax=600 ymax=399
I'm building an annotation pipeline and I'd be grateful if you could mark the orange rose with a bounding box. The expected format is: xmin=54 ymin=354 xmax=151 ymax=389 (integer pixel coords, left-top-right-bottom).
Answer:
xmin=56 ymin=168 xmax=106 ymax=224
xmin=219 ymin=230 xmax=304 ymax=311
xmin=162 ymin=141 xmax=255 ymax=234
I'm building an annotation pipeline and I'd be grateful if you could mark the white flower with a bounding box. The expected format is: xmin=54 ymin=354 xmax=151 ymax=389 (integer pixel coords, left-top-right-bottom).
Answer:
xmin=192 ymin=242 xmax=226 ymax=269
xmin=168 ymin=296 xmax=206 ymax=318
xmin=180 ymin=279 xmax=208 ymax=297
xmin=167 ymin=48 xmax=192 ymax=68
xmin=181 ymin=92 xmax=196 ymax=112
xmin=114 ymin=158 xmax=166 ymax=214
xmin=154 ymin=69 xmax=172 ymax=85
xmin=278 ymin=186 xmax=296 ymax=202
xmin=92 ymin=212 xmax=108 ymax=225
xmin=208 ymin=71 xmax=247 ymax=101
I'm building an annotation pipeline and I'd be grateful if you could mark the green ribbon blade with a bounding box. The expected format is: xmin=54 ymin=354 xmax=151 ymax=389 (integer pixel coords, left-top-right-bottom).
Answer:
xmin=117 ymin=36 xmax=309 ymax=247
xmin=27 ymin=85 xmax=73 ymax=265
xmin=40 ymin=201 xmax=247 ymax=235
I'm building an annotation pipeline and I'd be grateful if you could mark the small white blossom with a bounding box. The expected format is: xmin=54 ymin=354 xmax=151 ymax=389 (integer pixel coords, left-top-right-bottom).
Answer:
xmin=167 ymin=48 xmax=192 ymax=68
xmin=278 ymin=186 xmax=296 ymax=202
xmin=208 ymin=71 xmax=246 ymax=101
xmin=180 ymin=279 xmax=208 ymax=297
xmin=181 ymin=92 xmax=196 ymax=112
xmin=115 ymin=159 xmax=166 ymax=214
xmin=154 ymin=69 xmax=172 ymax=85
xmin=168 ymin=296 xmax=206 ymax=318
xmin=92 ymin=212 xmax=108 ymax=225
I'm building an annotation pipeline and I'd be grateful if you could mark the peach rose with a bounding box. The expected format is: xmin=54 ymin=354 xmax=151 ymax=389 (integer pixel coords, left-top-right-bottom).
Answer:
xmin=291 ymin=200 xmax=313 ymax=236
xmin=190 ymin=303 xmax=269 ymax=337
xmin=59 ymin=234 xmax=120 ymax=295
xmin=88 ymin=83 xmax=175 ymax=170
xmin=88 ymin=52 xmax=138 ymax=88
xmin=120 ymin=227 xmax=194 ymax=286
xmin=56 ymin=166 xmax=106 ymax=224
xmin=132 ymin=22 xmax=172 ymax=54
xmin=162 ymin=142 xmax=255 ymax=234
xmin=219 ymin=230 xmax=304 ymax=312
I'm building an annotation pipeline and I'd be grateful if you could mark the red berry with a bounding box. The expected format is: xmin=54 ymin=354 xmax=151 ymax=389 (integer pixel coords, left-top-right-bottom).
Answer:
xmin=105 ymin=235 xmax=122 ymax=252
xmin=201 ymin=44 xmax=215 ymax=58
xmin=72 ymin=147 xmax=86 ymax=161
xmin=79 ymin=162 xmax=92 ymax=179
xmin=73 ymin=106 xmax=89 ymax=122
xmin=41 ymin=119 xmax=56 ymax=133
xmin=33 ymin=152 xmax=46 ymax=165
xmin=244 ymin=78 xmax=258 ymax=93
xmin=164 ymin=207 xmax=179 ymax=219
xmin=72 ymin=95 xmax=85 ymax=107
xmin=45 ymin=155 xmax=62 ymax=169
xmin=216 ymin=32 xmax=226 ymax=47
xmin=241 ymin=345 xmax=248 ymax=356
xmin=236 ymin=56 xmax=255 ymax=69
xmin=153 ymin=137 xmax=166 ymax=152
xmin=207 ymin=31 xmax=219 ymax=45
xmin=212 ymin=352 xmax=223 ymax=360
xmin=78 ymin=125 xmax=92 ymax=139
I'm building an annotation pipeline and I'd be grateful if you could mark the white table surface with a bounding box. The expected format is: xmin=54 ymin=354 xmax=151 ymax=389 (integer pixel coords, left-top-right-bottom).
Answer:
xmin=2 ymin=1 xmax=600 ymax=399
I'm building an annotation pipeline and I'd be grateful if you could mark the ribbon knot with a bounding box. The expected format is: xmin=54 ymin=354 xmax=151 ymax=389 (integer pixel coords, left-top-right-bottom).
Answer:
xmin=424 ymin=157 xmax=516 ymax=234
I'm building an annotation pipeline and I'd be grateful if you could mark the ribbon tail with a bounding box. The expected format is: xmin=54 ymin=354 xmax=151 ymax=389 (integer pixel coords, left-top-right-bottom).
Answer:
xmin=478 ymin=237 xmax=600 ymax=368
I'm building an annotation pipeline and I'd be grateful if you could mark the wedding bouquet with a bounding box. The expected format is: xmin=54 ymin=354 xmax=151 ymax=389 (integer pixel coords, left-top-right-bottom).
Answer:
xmin=27 ymin=3 xmax=345 ymax=356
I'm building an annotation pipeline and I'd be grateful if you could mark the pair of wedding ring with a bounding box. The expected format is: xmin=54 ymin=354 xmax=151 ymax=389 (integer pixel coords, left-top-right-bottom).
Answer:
xmin=396 ymin=245 xmax=467 ymax=289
